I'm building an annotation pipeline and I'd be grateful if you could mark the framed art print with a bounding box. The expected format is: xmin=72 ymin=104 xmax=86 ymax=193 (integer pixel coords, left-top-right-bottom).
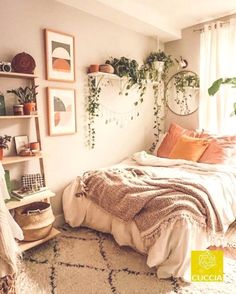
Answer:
xmin=14 ymin=135 xmax=29 ymax=155
xmin=47 ymin=88 xmax=76 ymax=135
xmin=44 ymin=29 xmax=75 ymax=82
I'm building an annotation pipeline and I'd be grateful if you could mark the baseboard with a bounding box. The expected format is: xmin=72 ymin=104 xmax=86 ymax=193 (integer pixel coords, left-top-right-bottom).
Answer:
xmin=54 ymin=213 xmax=65 ymax=227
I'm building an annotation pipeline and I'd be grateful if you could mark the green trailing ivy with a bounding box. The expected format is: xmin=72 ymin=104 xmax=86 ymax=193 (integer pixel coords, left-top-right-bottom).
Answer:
xmin=86 ymin=76 xmax=101 ymax=149
xmin=144 ymin=51 xmax=174 ymax=153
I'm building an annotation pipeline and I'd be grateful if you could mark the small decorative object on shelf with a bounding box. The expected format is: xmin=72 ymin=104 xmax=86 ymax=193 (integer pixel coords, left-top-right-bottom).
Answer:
xmin=29 ymin=141 xmax=40 ymax=151
xmin=89 ymin=64 xmax=99 ymax=73
xmin=11 ymin=52 xmax=36 ymax=74
xmin=7 ymin=85 xmax=38 ymax=115
xmin=0 ymin=61 xmax=12 ymax=73
xmin=0 ymin=135 xmax=11 ymax=160
xmin=0 ymin=92 xmax=6 ymax=115
xmin=13 ymin=104 xmax=24 ymax=116
xmin=99 ymin=64 xmax=114 ymax=74
xmin=21 ymin=173 xmax=45 ymax=190
xmin=14 ymin=135 xmax=29 ymax=155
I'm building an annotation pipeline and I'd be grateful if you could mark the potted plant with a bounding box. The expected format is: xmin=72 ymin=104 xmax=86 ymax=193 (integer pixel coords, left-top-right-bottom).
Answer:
xmin=208 ymin=77 xmax=236 ymax=116
xmin=174 ymin=72 xmax=199 ymax=94
xmin=7 ymin=85 xmax=38 ymax=115
xmin=145 ymin=50 xmax=174 ymax=80
xmin=0 ymin=135 xmax=11 ymax=160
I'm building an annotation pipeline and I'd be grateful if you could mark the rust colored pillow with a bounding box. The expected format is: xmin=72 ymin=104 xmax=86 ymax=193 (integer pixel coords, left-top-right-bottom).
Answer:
xmin=169 ymin=135 xmax=210 ymax=162
xmin=157 ymin=123 xmax=198 ymax=158
xmin=198 ymin=135 xmax=236 ymax=164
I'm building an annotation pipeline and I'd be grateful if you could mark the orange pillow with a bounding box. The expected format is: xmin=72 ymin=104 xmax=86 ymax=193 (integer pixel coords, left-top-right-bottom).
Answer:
xmin=157 ymin=123 xmax=200 ymax=158
xmin=198 ymin=134 xmax=236 ymax=164
xmin=169 ymin=135 xmax=210 ymax=162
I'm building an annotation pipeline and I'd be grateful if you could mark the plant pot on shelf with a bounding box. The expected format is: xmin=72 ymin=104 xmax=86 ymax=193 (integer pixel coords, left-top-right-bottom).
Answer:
xmin=89 ymin=64 xmax=99 ymax=73
xmin=23 ymin=102 xmax=36 ymax=115
xmin=13 ymin=104 xmax=24 ymax=116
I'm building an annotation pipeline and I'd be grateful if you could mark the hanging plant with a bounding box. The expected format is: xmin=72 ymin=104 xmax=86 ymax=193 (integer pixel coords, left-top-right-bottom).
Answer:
xmin=145 ymin=51 xmax=174 ymax=153
xmin=86 ymin=76 xmax=101 ymax=149
xmin=145 ymin=50 xmax=174 ymax=81
xmin=174 ymin=73 xmax=199 ymax=94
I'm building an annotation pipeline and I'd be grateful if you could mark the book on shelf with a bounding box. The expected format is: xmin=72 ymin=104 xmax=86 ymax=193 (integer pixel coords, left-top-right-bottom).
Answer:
xmin=11 ymin=187 xmax=48 ymax=200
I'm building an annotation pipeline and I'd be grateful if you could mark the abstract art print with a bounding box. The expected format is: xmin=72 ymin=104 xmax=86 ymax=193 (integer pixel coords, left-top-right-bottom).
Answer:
xmin=47 ymin=88 xmax=76 ymax=135
xmin=44 ymin=29 xmax=75 ymax=82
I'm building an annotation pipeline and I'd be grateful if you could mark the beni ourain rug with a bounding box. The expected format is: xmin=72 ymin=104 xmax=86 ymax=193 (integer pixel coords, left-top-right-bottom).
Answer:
xmin=16 ymin=225 xmax=236 ymax=294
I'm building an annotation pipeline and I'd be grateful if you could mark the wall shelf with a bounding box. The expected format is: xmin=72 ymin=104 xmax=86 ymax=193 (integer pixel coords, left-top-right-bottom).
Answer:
xmin=6 ymin=190 xmax=55 ymax=210
xmin=1 ymin=154 xmax=43 ymax=165
xmin=0 ymin=115 xmax=39 ymax=119
xmin=0 ymin=71 xmax=38 ymax=79
xmin=19 ymin=227 xmax=60 ymax=252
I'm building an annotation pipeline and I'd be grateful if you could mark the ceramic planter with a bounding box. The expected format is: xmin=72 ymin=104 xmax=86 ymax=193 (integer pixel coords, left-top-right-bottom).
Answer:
xmin=23 ymin=102 xmax=36 ymax=115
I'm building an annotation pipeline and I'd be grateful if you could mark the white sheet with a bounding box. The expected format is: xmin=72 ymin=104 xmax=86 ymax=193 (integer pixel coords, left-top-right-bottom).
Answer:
xmin=62 ymin=152 xmax=236 ymax=281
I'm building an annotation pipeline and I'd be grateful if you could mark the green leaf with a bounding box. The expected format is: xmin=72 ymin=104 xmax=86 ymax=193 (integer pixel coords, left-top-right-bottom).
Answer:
xmin=208 ymin=78 xmax=223 ymax=96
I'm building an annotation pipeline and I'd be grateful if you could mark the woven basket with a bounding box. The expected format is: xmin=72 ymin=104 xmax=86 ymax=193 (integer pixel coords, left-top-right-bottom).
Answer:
xmin=14 ymin=202 xmax=55 ymax=241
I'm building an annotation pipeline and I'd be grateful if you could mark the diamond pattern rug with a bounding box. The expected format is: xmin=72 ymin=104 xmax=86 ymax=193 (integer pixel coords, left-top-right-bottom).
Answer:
xmin=16 ymin=225 xmax=236 ymax=294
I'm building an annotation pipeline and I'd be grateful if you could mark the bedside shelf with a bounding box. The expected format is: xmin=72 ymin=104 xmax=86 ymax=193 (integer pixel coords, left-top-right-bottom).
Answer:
xmin=0 ymin=115 xmax=39 ymax=119
xmin=19 ymin=227 xmax=60 ymax=251
xmin=1 ymin=154 xmax=42 ymax=165
xmin=0 ymin=72 xmax=38 ymax=79
xmin=5 ymin=190 xmax=55 ymax=210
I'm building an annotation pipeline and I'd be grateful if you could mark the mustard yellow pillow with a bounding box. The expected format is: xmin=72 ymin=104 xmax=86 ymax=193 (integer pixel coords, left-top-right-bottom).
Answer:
xmin=169 ymin=135 xmax=210 ymax=162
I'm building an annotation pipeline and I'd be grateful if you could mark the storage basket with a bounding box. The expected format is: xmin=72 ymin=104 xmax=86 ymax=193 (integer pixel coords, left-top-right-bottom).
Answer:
xmin=14 ymin=202 xmax=55 ymax=241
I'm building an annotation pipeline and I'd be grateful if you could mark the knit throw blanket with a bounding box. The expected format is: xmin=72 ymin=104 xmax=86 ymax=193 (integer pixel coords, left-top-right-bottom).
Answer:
xmin=76 ymin=167 xmax=224 ymax=245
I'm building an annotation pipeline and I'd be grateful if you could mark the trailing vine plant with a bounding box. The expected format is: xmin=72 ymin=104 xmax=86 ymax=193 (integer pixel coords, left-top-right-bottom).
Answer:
xmin=86 ymin=76 xmax=101 ymax=149
xmin=144 ymin=51 xmax=174 ymax=152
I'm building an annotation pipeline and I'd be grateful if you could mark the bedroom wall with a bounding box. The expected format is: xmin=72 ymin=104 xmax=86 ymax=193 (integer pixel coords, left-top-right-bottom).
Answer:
xmin=164 ymin=13 xmax=236 ymax=131
xmin=0 ymin=0 xmax=157 ymax=221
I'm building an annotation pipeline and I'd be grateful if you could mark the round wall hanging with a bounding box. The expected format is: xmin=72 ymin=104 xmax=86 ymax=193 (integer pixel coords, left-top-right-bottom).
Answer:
xmin=11 ymin=52 xmax=36 ymax=74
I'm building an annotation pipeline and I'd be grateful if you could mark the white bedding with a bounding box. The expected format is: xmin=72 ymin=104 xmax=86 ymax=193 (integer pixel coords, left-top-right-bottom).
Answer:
xmin=62 ymin=152 xmax=236 ymax=281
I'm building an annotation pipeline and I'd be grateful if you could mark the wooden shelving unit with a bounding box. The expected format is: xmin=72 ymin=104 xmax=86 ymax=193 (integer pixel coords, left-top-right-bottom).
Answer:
xmin=6 ymin=190 xmax=55 ymax=210
xmin=0 ymin=71 xmax=38 ymax=79
xmin=0 ymin=115 xmax=39 ymax=119
xmin=2 ymin=154 xmax=43 ymax=165
xmin=1 ymin=71 xmax=60 ymax=250
xmin=19 ymin=228 xmax=60 ymax=251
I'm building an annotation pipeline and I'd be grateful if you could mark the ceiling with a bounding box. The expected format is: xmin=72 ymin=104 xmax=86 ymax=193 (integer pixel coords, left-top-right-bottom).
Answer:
xmin=56 ymin=0 xmax=236 ymax=42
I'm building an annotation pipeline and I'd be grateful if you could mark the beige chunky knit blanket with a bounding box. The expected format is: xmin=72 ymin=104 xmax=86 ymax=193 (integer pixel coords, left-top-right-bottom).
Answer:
xmin=76 ymin=167 xmax=224 ymax=244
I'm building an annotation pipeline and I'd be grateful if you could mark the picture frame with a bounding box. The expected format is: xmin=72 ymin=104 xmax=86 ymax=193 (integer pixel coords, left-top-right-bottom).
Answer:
xmin=14 ymin=135 xmax=29 ymax=155
xmin=44 ymin=29 xmax=75 ymax=82
xmin=47 ymin=87 xmax=76 ymax=136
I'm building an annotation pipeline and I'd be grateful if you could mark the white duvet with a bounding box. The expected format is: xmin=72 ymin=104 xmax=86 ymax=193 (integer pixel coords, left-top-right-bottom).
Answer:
xmin=62 ymin=152 xmax=236 ymax=281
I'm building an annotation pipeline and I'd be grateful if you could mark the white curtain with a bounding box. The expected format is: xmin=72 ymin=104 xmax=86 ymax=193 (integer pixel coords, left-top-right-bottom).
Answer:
xmin=199 ymin=18 xmax=236 ymax=134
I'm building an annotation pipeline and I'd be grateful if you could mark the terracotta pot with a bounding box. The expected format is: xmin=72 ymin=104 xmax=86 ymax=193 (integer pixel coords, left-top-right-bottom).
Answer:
xmin=89 ymin=64 xmax=99 ymax=73
xmin=23 ymin=102 xmax=36 ymax=115
xmin=13 ymin=104 xmax=24 ymax=116
xmin=99 ymin=64 xmax=114 ymax=74
xmin=29 ymin=142 xmax=40 ymax=151
xmin=0 ymin=148 xmax=3 ymax=160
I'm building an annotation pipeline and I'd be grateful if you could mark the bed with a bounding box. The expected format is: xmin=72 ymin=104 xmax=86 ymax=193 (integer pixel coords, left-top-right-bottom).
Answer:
xmin=62 ymin=151 xmax=236 ymax=282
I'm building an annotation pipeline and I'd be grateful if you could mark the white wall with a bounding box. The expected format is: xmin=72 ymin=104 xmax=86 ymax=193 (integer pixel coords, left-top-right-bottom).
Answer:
xmin=0 ymin=0 xmax=156 ymax=219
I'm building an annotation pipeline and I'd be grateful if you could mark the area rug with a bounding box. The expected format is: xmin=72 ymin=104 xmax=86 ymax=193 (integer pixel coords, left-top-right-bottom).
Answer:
xmin=16 ymin=225 xmax=236 ymax=294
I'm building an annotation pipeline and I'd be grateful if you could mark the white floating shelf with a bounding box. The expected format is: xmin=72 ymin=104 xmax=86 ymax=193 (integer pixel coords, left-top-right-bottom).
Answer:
xmin=88 ymin=72 xmax=120 ymax=80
